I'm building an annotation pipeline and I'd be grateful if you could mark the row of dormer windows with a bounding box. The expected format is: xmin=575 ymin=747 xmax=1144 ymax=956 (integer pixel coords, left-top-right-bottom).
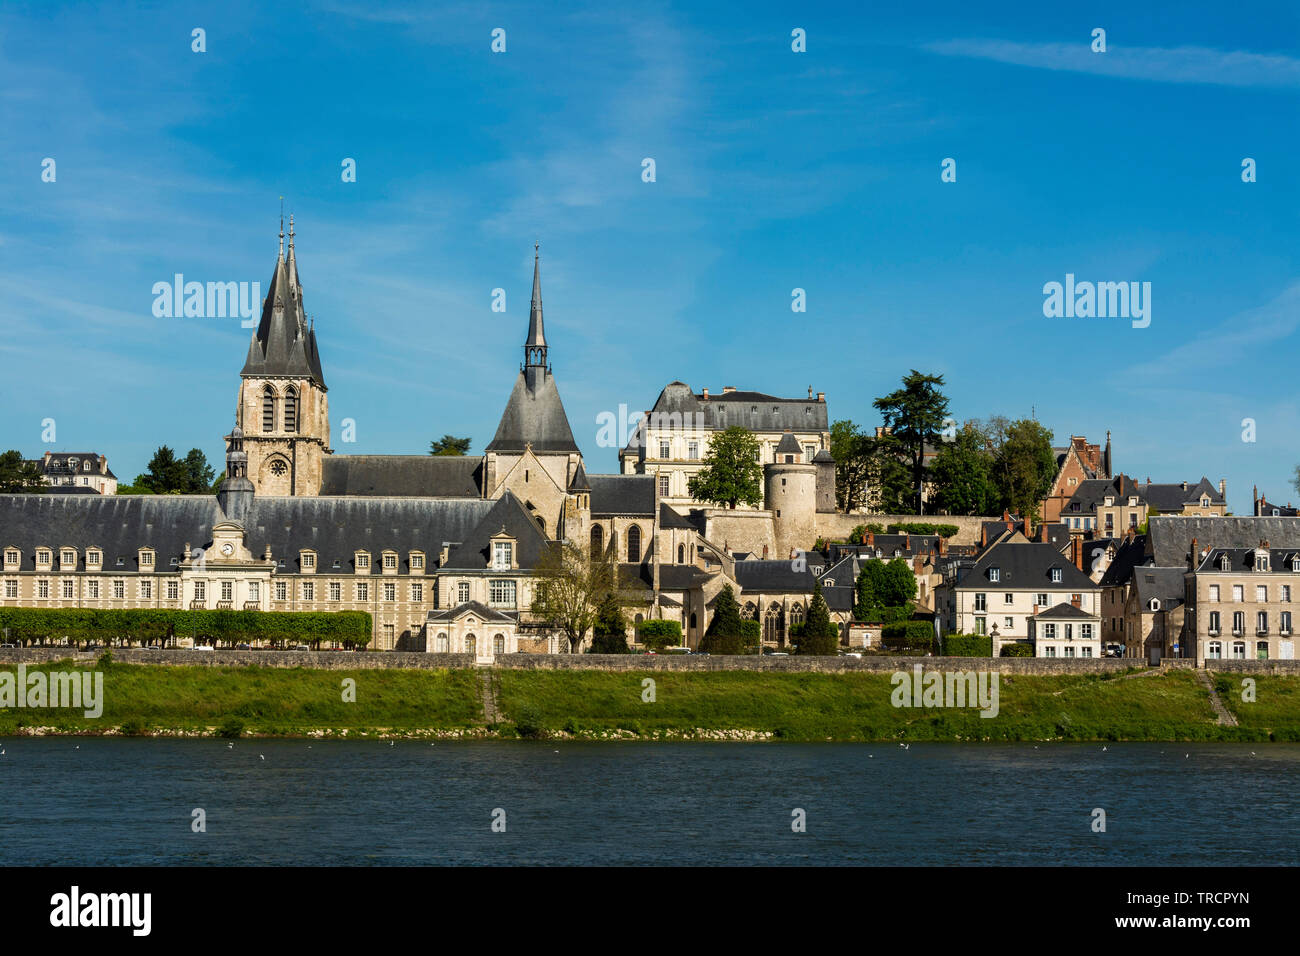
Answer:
xmin=6 ymin=548 xmax=155 ymax=569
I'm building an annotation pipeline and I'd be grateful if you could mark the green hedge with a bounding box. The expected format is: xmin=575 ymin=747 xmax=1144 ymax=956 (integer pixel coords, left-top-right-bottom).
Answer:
xmin=940 ymin=633 xmax=993 ymax=657
xmin=0 ymin=607 xmax=373 ymax=648
xmin=634 ymin=619 xmax=682 ymax=652
xmin=859 ymin=604 xmax=913 ymax=626
xmin=880 ymin=620 xmax=936 ymax=652
xmin=885 ymin=522 xmax=959 ymax=538
xmin=1000 ymin=642 xmax=1034 ymax=658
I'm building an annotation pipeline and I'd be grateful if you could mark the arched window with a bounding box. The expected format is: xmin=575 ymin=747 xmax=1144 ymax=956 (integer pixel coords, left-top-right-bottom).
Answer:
xmin=283 ymin=386 xmax=298 ymax=433
xmin=493 ymin=634 xmax=505 ymax=655
xmin=689 ymin=612 xmax=697 ymax=630
xmin=744 ymin=602 xmax=757 ymax=620
xmin=590 ymin=524 xmax=604 ymax=558
xmin=764 ymin=603 xmax=785 ymax=645
xmin=535 ymin=515 xmax=545 ymax=534
xmin=261 ymin=386 xmax=275 ymax=432
xmin=677 ymin=544 xmax=685 ymax=563
xmin=790 ymin=603 xmax=805 ymax=627
xmin=627 ymin=525 xmax=642 ymax=563
xmin=436 ymin=633 xmax=449 ymax=653
xmin=465 ymin=634 xmax=477 ymax=655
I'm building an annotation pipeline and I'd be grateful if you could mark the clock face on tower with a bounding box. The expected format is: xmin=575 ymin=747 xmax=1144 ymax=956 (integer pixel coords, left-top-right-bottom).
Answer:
xmin=221 ymin=543 xmax=234 ymax=556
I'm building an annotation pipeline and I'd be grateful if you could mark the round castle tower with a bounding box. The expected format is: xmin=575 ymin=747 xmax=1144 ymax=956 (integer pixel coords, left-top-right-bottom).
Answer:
xmin=765 ymin=461 xmax=818 ymax=559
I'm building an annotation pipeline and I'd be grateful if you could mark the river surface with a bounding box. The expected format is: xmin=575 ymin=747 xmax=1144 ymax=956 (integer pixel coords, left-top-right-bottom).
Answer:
xmin=0 ymin=739 xmax=1293 ymax=865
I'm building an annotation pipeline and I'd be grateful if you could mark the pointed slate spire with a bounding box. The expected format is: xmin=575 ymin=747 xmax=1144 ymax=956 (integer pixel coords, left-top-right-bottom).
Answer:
xmin=240 ymin=215 xmax=326 ymax=387
xmin=524 ymin=242 xmax=547 ymax=369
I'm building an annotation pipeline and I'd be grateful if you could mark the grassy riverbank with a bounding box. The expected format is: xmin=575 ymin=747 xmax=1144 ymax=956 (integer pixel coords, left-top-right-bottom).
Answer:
xmin=1 ymin=660 xmax=1298 ymax=741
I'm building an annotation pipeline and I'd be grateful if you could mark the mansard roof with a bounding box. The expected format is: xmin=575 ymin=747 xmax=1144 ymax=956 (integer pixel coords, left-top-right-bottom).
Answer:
xmin=1147 ymin=516 xmax=1300 ymax=568
xmin=589 ymin=475 xmax=655 ymax=517
xmin=320 ymin=456 xmax=483 ymax=497
xmin=1137 ymin=477 xmax=1224 ymax=512
xmin=958 ymin=541 xmax=1096 ymax=591
xmin=485 ymin=369 xmax=581 ymax=454
xmin=647 ymin=383 xmax=829 ymax=432
xmin=0 ymin=493 xmax=220 ymax=571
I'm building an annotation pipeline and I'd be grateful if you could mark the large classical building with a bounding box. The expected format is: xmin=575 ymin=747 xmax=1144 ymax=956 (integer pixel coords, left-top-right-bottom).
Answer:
xmin=25 ymin=452 xmax=118 ymax=495
xmin=0 ymin=227 xmax=861 ymax=656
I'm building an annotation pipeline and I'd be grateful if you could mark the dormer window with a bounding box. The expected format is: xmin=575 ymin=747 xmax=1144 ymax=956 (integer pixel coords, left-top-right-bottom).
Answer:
xmin=1292 ymin=556 xmax=1300 ymax=573
xmin=1050 ymin=568 xmax=1062 ymax=584
xmin=410 ymin=551 xmax=425 ymax=572
xmin=36 ymin=549 xmax=52 ymax=567
xmin=1202 ymin=497 xmax=1210 ymax=507
xmin=383 ymin=551 xmax=398 ymax=571
xmin=823 ymin=577 xmax=834 ymax=587
xmin=493 ymin=540 xmax=513 ymax=571
xmin=1219 ymin=554 xmax=1231 ymax=571
xmin=1257 ymin=552 xmax=1270 ymax=572
xmin=1104 ymin=496 xmax=1115 ymax=506
xmin=86 ymin=549 xmax=101 ymax=567
xmin=3 ymin=549 xmax=18 ymax=567
xmin=355 ymin=552 xmax=371 ymax=571
xmin=60 ymin=549 xmax=76 ymax=568
xmin=301 ymin=550 xmax=316 ymax=571
xmin=139 ymin=550 xmax=154 ymax=568
xmin=989 ymin=567 xmax=1001 ymax=583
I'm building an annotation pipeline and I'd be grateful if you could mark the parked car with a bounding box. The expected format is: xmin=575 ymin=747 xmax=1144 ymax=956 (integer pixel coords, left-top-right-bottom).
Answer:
xmin=235 ymin=643 xmax=252 ymax=650
xmin=193 ymin=644 xmax=214 ymax=652
xmin=767 ymin=651 xmax=790 ymax=657
xmin=842 ymin=652 xmax=862 ymax=659
xmin=290 ymin=644 xmax=310 ymax=651
xmin=0 ymin=643 xmax=16 ymax=648
xmin=666 ymin=646 xmax=693 ymax=654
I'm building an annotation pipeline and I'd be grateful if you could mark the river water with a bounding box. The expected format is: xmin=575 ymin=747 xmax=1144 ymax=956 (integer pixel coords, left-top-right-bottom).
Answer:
xmin=0 ymin=739 xmax=1293 ymax=865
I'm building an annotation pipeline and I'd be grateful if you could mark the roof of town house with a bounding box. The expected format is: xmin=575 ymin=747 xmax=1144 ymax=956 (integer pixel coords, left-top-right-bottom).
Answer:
xmin=1138 ymin=478 xmax=1224 ymax=513
xmin=1099 ymin=535 xmax=1149 ymax=587
xmin=957 ymin=541 xmax=1097 ymax=591
xmin=32 ymin=453 xmax=116 ymax=479
xmin=827 ymin=535 xmax=942 ymax=563
xmin=1195 ymin=547 xmax=1300 ymax=574
xmin=1063 ymin=475 xmax=1142 ymax=514
xmin=646 ymin=382 xmax=829 ymax=432
xmin=1256 ymin=495 xmax=1299 ymax=517
xmin=319 ymin=455 xmax=483 ymax=497
xmin=1147 ymin=516 xmax=1300 ymax=568
xmin=1034 ymin=602 xmax=1098 ymax=619
xmin=589 ymin=475 xmax=656 ymax=517
xmin=1131 ymin=567 xmax=1186 ymax=609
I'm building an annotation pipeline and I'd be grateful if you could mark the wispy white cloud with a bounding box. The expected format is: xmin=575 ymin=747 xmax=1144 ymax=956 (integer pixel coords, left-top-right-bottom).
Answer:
xmin=925 ymin=39 xmax=1300 ymax=89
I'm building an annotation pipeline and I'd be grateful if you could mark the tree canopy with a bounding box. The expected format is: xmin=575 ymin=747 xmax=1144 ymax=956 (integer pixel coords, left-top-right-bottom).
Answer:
xmin=133 ymin=447 xmax=215 ymax=495
xmin=796 ymin=581 xmax=839 ymax=655
xmin=873 ymin=370 xmax=950 ymax=514
xmin=929 ymin=423 xmax=996 ymax=515
xmin=530 ymin=542 xmax=626 ymax=653
xmin=687 ymin=427 xmax=764 ymax=509
xmin=430 ymin=435 xmax=472 ymax=456
xmin=0 ymin=451 xmax=46 ymax=493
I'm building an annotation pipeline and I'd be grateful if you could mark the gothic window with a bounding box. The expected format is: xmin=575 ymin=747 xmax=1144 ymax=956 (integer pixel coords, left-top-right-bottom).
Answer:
xmin=677 ymin=544 xmax=685 ymax=564
xmin=284 ymin=386 xmax=298 ymax=433
xmin=790 ymin=603 xmax=805 ymax=627
xmin=764 ymin=603 xmax=785 ymax=645
xmin=627 ymin=525 xmax=642 ymax=563
xmin=262 ymin=386 xmax=275 ymax=432
xmin=590 ymin=524 xmax=604 ymax=558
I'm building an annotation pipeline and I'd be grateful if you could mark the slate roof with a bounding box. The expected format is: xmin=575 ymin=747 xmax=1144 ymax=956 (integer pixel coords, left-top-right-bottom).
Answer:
xmin=1138 ymin=478 xmax=1224 ymax=512
xmin=658 ymin=502 xmax=694 ymax=529
xmin=0 ymin=493 xmax=221 ymax=571
xmin=485 ymin=368 xmax=581 ymax=454
xmin=1131 ymin=567 xmax=1186 ymax=609
xmin=589 ymin=475 xmax=656 ymax=516
xmin=568 ymin=461 xmax=591 ymax=492
xmin=441 ymin=493 xmax=553 ymax=571
xmin=828 ymin=535 xmax=941 ymax=562
xmin=1195 ymin=548 xmax=1300 ymax=574
xmin=956 ymin=542 xmax=1096 ymax=591
xmin=241 ymin=234 xmax=326 ymax=387
xmin=33 ymin=453 xmax=115 ymax=479
xmin=732 ymin=559 xmax=816 ymax=593
xmin=320 ymin=456 xmax=483 ymax=497
xmin=1034 ymin=602 xmax=1097 ymax=619
xmin=647 ymin=383 xmax=829 ymax=432
xmin=1099 ymin=535 xmax=1150 ymax=587
xmin=775 ymin=432 xmax=803 ymax=455
xmin=1147 ymin=516 xmax=1300 ymax=568
xmin=1257 ymin=496 xmax=1299 ymax=517
xmin=1064 ymin=475 xmax=1141 ymax=514
xmin=427 ymin=601 xmax=516 ymax=623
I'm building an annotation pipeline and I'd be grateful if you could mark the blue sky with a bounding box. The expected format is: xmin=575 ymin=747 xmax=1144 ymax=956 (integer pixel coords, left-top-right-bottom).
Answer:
xmin=1 ymin=0 xmax=1297 ymax=514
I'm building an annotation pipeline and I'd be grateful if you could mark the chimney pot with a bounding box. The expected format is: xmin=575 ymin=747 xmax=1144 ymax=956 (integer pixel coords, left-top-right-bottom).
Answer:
xmin=701 ymin=387 xmax=709 ymax=399
xmin=817 ymin=392 xmax=825 ymax=401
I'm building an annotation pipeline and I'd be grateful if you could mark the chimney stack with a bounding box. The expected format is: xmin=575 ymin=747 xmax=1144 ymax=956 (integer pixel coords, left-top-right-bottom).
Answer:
xmin=1023 ymin=517 xmax=1032 ymax=539
xmin=816 ymin=392 xmax=825 ymax=402
xmin=938 ymin=536 xmax=948 ymax=557
xmin=1219 ymin=478 xmax=1226 ymax=498
xmin=1071 ymin=594 xmax=1082 ymax=608
xmin=701 ymin=387 xmax=709 ymax=399
xmin=867 ymin=532 xmax=875 ymax=549
xmin=1190 ymin=537 xmax=1198 ymax=570
xmin=1072 ymin=538 xmax=1083 ymax=571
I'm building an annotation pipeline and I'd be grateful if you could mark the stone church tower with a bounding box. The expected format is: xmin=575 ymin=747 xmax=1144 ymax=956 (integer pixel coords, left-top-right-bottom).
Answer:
xmin=484 ymin=246 xmax=588 ymax=541
xmin=236 ymin=216 xmax=330 ymax=496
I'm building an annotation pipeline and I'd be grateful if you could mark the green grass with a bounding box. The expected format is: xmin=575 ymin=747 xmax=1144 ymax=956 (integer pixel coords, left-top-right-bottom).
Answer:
xmin=2 ymin=662 xmax=1298 ymax=741
xmin=1216 ymin=674 xmax=1300 ymax=741
xmin=494 ymin=668 xmax=1299 ymax=742
xmin=0 ymin=661 xmax=481 ymax=736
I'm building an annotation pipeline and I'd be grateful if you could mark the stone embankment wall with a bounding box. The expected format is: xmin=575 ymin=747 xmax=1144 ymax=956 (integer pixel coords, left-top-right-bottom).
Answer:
xmin=0 ymin=648 xmax=474 ymax=670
